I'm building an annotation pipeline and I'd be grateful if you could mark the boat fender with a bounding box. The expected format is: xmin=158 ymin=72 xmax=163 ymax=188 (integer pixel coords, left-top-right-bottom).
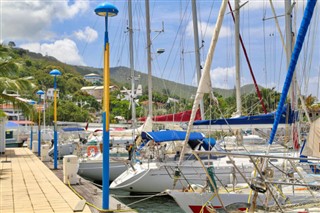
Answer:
xmin=173 ymin=167 xmax=181 ymax=188
xmin=87 ymin=145 xmax=98 ymax=157
xmin=250 ymin=184 xmax=267 ymax=194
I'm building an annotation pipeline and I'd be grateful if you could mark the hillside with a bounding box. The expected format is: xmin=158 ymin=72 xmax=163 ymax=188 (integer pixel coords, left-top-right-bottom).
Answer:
xmin=71 ymin=65 xmax=263 ymax=99
xmin=10 ymin=47 xmax=264 ymax=100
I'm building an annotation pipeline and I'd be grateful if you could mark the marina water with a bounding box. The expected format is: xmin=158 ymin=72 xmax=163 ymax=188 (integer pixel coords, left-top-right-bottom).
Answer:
xmin=110 ymin=189 xmax=184 ymax=213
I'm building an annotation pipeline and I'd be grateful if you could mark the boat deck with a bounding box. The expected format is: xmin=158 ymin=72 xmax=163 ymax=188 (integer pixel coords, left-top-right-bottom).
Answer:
xmin=0 ymin=148 xmax=91 ymax=213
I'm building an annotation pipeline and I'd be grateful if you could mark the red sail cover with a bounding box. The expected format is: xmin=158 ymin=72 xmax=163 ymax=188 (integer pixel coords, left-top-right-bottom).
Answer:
xmin=138 ymin=109 xmax=201 ymax=122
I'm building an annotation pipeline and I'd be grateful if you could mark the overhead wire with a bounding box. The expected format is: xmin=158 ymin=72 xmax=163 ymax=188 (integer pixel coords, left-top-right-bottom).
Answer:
xmin=110 ymin=1 xmax=128 ymax=67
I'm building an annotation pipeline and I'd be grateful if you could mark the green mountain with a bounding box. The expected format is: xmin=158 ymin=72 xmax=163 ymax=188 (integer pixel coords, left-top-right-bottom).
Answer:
xmin=72 ymin=65 xmax=263 ymax=99
xmin=3 ymin=45 xmax=263 ymax=100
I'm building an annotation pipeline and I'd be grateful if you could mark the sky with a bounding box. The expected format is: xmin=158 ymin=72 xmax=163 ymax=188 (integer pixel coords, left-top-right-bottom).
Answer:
xmin=1 ymin=0 xmax=320 ymax=102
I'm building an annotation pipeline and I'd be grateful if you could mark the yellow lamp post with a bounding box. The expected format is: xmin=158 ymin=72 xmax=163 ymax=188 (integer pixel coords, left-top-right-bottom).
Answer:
xmin=36 ymin=90 xmax=44 ymax=156
xmin=94 ymin=2 xmax=118 ymax=209
xmin=28 ymin=100 xmax=36 ymax=150
xmin=49 ymin=69 xmax=61 ymax=169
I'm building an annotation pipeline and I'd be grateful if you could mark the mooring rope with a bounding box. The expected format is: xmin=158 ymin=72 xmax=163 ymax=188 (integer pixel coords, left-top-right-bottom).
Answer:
xmin=124 ymin=191 xmax=168 ymax=207
xmin=67 ymin=179 xmax=137 ymax=212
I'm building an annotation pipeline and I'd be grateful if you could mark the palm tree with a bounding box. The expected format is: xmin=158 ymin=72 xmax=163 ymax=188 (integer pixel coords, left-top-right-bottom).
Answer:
xmin=0 ymin=44 xmax=36 ymax=119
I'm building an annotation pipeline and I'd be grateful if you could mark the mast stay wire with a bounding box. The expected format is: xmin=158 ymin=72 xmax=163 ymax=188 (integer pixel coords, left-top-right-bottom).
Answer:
xmin=79 ymin=17 xmax=98 ymax=61
xmin=164 ymin=0 xmax=191 ymax=99
xmin=262 ymin=1 xmax=268 ymax=90
xmin=200 ymin=1 xmax=215 ymax=64
xmin=111 ymin=1 xmax=128 ymax=67
xmin=155 ymin=1 xmax=190 ymax=95
xmin=300 ymin=3 xmax=318 ymax=96
xmin=133 ymin=0 xmax=145 ymax=72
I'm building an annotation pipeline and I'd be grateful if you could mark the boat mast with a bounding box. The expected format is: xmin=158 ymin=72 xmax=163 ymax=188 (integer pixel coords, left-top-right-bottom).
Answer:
xmin=228 ymin=1 xmax=267 ymax=114
xmin=145 ymin=0 xmax=153 ymax=118
xmin=128 ymin=0 xmax=136 ymax=138
xmin=234 ymin=0 xmax=241 ymax=116
xmin=286 ymin=0 xmax=294 ymax=104
xmin=179 ymin=0 xmax=228 ymax=165
xmin=268 ymin=0 xmax=316 ymax=146
xmin=285 ymin=0 xmax=299 ymax=149
xmin=191 ymin=0 xmax=205 ymax=120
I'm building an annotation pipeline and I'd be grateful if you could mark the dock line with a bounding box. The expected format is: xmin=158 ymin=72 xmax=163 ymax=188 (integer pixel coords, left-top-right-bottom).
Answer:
xmin=125 ymin=191 xmax=167 ymax=207
xmin=67 ymin=179 xmax=137 ymax=212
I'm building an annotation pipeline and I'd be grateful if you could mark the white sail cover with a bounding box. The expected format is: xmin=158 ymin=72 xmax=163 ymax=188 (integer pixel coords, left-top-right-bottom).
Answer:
xmin=178 ymin=0 xmax=228 ymax=164
xmin=302 ymin=117 xmax=320 ymax=158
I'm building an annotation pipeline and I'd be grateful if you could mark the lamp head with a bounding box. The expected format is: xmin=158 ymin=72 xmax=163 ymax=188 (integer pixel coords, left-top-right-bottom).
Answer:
xmin=50 ymin=69 xmax=61 ymax=76
xmin=29 ymin=100 xmax=36 ymax=105
xmin=36 ymin=90 xmax=45 ymax=95
xmin=95 ymin=2 xmax=118 ymax=17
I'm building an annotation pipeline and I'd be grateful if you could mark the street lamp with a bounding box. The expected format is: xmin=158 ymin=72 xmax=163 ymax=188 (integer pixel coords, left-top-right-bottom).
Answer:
xmin=36 ymin=90 xmax=44 ymax=157
xmin=28 ymin=100 xmax=36 ymax=150
xmin=94 ymin=2 xmax=118 ymax=210
xmin=49 ymin=69 xmax=61 ymax=169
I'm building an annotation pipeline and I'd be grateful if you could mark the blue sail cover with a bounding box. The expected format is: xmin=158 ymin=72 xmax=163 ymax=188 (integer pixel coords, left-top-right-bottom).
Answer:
xmin=268 ymin=0 xmax=317 ymax=145
xmin=201 ymin=138 xmax=216 ymax=150
xmin=193 ymin=105 xmax=295 ymax=126
xmin=141 ymin=130 xmax=205 ymax=143
xmin=62 ymin=127 xmax=85 ymax=132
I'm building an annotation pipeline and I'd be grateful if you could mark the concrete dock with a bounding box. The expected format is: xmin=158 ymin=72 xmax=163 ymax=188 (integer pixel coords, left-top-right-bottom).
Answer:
xmin=0 ymin=148 xmax=134 ymax=213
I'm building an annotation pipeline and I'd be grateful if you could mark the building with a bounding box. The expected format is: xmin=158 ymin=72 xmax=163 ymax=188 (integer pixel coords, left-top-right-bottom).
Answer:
xmin=84 ymin=73 xmax=102 ymax=84
xmin=80 ymin=85 xmax=118 ymax=102
xmin=0 ymin=104 xmax=25 ymax=121
xmin=46 ymin=88 xmax=60 ymax=100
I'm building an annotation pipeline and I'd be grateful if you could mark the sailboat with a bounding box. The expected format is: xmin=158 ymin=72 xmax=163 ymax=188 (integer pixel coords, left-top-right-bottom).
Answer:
xmin=167 ymin=0 xmax=320 ymax=212
xmin=109 ymin=0 xmax=287 ymax=194
xmin=77 ymin=118 xmax=152 ymax=182
xmin=77 ymin=0 xmax=153 ymax=182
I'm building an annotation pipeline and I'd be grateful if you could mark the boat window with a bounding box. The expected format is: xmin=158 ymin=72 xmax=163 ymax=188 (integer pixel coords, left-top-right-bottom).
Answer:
xmin=204 ymin=161 xmax=213 ymax=166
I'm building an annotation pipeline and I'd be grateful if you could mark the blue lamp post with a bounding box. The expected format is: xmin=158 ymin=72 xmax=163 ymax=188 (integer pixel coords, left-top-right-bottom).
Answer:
xmin=28 ymin=100 xmax=36 ymax=150
xmin=94 ymin=2 xmax=118 ymax=210
xmin=50 ymin=69 xmax=61 ymax=169
xmin=36 ymin=90 xmax=45 ymax=157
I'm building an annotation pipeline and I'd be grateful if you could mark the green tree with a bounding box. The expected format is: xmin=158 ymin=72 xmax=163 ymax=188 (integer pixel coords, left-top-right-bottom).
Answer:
xmin=45 ymin=100 xmax=92 ymax=123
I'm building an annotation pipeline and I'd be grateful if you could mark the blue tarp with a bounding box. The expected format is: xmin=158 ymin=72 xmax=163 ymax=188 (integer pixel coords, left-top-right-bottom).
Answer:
xmin=141 ymin=130 xmax=205 ymax=143
xmin=5 ymin=121 xmax=20 ymax=128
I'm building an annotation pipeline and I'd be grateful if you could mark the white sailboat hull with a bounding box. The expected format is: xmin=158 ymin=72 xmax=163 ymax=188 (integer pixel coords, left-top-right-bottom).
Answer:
xmin=78 ymin=158 xmax=128 ymax=182
xmin=110 ymin=157 xmax=257 ymax=193
xmin=167 ymin=188 xmax=320 ymax=213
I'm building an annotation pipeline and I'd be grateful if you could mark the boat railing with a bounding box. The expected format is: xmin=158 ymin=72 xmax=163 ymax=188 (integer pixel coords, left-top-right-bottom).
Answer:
xmin=183 ymin=150 xmax=320 ymax=212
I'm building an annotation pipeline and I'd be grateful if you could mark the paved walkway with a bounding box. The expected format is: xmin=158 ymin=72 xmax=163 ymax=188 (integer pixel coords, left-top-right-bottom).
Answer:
xmin=0 ymin=148 xmax=91 ymax=213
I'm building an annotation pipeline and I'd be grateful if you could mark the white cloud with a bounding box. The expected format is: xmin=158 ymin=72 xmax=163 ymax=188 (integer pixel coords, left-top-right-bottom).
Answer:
xmin=74 ymin=27 xmax=98 ymax=43
xmin=210 ymin=66 xmax=236 ymax=89
xmin=1 ymin=0 xmax=90 ymax=41
xmin=309 ymin=76 xmax=319 ymax=84
xmin=20 ymin=39 xmax=86 ymax=66
xmin=186 ymin=21 xmax=231 ymax=39
xmin=192 ymin=66 xmax=253 ymax=89
xmin=229 ymin=0 xmax=284 ymax=10
xmin=55 ymin=1 xmax=89 ymax=20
